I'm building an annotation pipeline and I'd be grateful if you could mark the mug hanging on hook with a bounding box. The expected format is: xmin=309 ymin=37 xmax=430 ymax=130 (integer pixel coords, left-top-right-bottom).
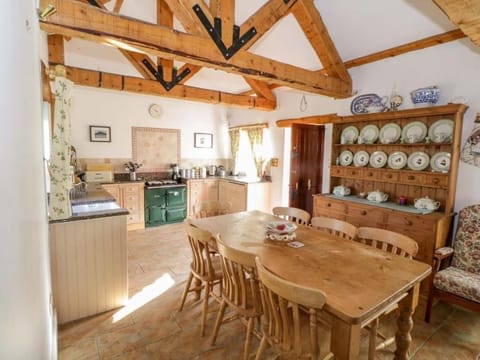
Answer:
xmin=300 ymin=94 xmax=308 ymax=112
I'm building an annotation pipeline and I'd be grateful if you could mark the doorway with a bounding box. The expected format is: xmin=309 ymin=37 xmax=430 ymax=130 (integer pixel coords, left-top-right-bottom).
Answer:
xmin=289 ymin=124 xmax=325 ymax=215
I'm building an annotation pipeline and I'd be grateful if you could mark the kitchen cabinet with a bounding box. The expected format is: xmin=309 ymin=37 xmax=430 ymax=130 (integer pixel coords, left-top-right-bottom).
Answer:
xmin=187 ymin=179 xmax=219 ymax=217
xmin=314 ymin=103 xmax=467 ymax=272
xmin=218 ymin=180 xmax=272 ymax=214
xmin=103 ymin=182 xmax=145 ymax=230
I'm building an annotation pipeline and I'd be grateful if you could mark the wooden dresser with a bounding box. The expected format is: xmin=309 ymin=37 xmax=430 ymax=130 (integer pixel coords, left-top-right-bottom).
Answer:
xmin=313 ymin=104 xmax=467 ymax=268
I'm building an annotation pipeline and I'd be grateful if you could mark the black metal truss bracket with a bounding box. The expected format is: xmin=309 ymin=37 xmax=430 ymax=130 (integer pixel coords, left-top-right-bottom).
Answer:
xmin=283 ymin=0 xmax=291 ymax=4
xmin=142 ymin=59 xmax=191 ymax=91
xmin=192 ymin=4 xmax=257 ymax=60
xmin=87 ymin=0 xmax=101 ymax=7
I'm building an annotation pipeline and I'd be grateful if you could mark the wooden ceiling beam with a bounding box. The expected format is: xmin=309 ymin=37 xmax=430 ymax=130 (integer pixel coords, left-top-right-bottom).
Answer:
xmin=433 ymin=0 xmax=480 ymax=46
xmin=48 ymin=34 xmax=65 ymax=64
xmin=243 ymin=78 xmax=276 ymax=102
xmin=343 ymin=29 xmax=467 ymax=69
xmin=291 ymin=0 xmax=350 ymax=83
xmin=276 ymin=113 xmax=338 ymax=128
xmin=158 ymin=0 xmax=174 ymax=81
xmin=61 ymin=65 xmax=276 ymax=110
xmin=210 ymin=0 xmax=235 ymax=46
xmin=113 ymin=0 xmax=124 ymax=13
xmin=39 ymin=0 xmax=351 ymax=98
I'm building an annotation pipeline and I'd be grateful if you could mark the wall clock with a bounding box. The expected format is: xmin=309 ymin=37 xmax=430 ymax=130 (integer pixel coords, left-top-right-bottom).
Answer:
xmin=148 ymin=103 xmax=162 ymax=118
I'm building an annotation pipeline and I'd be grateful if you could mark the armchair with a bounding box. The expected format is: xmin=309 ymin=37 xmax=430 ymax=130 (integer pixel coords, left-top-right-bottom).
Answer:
xmin=425 ymin=204 xmax=480 ymax=322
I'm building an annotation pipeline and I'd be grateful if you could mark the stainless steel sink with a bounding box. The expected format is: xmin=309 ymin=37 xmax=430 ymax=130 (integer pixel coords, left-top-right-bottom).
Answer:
xmin=72 ymin=201 xmax=120 ymax=214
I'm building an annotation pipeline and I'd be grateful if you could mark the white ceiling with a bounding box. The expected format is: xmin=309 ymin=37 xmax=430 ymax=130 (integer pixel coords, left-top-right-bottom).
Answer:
xmin=64 ymin=0 xmax=458 ymax=95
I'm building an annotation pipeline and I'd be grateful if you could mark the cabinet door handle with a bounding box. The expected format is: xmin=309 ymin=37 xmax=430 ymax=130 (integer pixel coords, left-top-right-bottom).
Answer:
xmin=307 ymin=179 xmax=311 ymax=191
xmin=154 ymin=195 xmax=162 ymax=198
xmin=405 ymin=220 xmax=413 ymax=226
xmin=433 ymin=178 xmax=439 ymax=184
xmin=295 ymin=182 xmax=299 ymax=190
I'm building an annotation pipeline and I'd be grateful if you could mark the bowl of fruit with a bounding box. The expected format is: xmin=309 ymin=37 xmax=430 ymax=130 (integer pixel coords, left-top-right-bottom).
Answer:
xmin=265 ymin=221 xmax=297 ymax=242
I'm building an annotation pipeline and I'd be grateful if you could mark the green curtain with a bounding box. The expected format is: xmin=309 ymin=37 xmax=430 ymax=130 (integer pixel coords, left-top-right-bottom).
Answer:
xmin=246 ymin=127 xmax=265 ymax=177
xmin=229 ymin=128 xmax=240 ymax=174
xmin=48 ymin=76 xmax=74 ymax=220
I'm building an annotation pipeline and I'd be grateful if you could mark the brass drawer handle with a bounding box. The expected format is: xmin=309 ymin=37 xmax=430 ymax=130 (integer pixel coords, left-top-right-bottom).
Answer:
xmin=408 ymin=175 xmax=415 ymax=180
xmin=405 ymin=220 xmax=413 ymax=226
xmin=327 ymin=203 xmax=331 ymax=207
xmin=386 ymin=174 xmax=392 ymax=179
xmin=367 ymin=172 xmax=373 ymax=177
xmin=361 ymin=210 xmax=367 ymax=215
xmin=432 ymin=178 xmax=439 ymax=184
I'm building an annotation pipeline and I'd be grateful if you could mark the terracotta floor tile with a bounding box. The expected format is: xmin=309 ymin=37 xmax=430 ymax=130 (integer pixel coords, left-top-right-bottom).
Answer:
xmin=58 ymin=223 xmax=480 ymax=360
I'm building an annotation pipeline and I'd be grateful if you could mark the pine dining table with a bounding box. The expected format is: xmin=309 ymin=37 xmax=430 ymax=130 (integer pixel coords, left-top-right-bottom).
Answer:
xmin=191 ymin=210 xmax=432 ymax=360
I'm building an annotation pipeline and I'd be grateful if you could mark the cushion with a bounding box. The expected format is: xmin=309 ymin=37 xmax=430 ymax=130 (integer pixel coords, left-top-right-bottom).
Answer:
xmin=451 ymin=205 xmax=480 ymax=275
xmin=433 ymin=266 xmax=480 ymax=303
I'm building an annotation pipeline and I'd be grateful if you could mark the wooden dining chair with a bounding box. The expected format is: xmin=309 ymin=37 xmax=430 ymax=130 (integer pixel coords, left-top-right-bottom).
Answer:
xmin=179 ymin=220 xmax=223 ymax=336
xmin=193 ymin=200 xmax=232 ymax=219
xmin=254 ymin=257 xmax=331 ymax=360
xmin=356 ymin=226 xmax=419 ymax=360
xmin=211 ymin=235 xmax=263 ymax=360
xmin=425 ymin=204 xmax=480 ymax=323
xmin=311 ymin=216 xmax=358 ymax=240
xmin=272 ymin=206 xmax=311 ymax=225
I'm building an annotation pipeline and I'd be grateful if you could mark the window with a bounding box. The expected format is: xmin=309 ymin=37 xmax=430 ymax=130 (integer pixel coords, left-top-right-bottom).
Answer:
xmin=231 ymin=126 xmax=271 ymax=178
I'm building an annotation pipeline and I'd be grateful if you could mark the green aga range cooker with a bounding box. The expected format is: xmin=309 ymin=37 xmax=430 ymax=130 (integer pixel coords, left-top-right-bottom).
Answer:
xmin=144 ymin=181 xmax=187 ymax=227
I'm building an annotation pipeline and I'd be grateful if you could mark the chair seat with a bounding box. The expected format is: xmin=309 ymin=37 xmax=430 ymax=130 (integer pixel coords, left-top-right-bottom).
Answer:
xmin=434 ymin=266 xmax=480 ymax=303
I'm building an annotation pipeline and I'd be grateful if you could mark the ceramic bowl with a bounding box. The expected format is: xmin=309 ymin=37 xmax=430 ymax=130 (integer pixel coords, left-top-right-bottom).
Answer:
xmin=410 ymin=86 xmax=440 ymax=107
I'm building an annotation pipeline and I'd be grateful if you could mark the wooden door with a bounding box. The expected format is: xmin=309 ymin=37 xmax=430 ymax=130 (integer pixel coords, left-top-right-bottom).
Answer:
xmin=289 ymin=125 xmax=324 ymax=215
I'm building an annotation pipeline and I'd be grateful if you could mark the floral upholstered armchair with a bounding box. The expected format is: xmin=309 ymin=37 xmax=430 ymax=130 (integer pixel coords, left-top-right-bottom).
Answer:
xmin=425 ymin=204 xmax=480 ymax=322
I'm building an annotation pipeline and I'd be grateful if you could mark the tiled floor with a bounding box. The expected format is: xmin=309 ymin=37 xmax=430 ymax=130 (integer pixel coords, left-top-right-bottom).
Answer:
xmin=58 ymin=223 xmax=480 ymax=359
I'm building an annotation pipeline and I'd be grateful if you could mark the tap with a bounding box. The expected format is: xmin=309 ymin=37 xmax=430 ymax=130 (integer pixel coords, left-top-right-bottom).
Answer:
xmin=70 ymin=181 xmax=88 ymax=199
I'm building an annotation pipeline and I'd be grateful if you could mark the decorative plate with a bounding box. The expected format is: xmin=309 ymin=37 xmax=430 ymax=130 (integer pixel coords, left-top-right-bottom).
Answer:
xmin=369 ymin=151 xmax=388 ymax=168
xmin=350 ymin=93 xmax=384 ymax=114
xmin=401 ymin=121 xmax=428 ymax=143
xmin=353 ymin=151 xmax=369 ymax=167
xmin=379 ymin=123 xmax=402 ymax=144
xmin=430 ymin=152 xmax=451 ymax=172
xmin=428 ymin=119 xmax=454 ymax=143
xmin=407 ymin=151 xmax=430 ymax=171
xmin=339 ymin=150 xmax=354 ymax=166
xmin=359 ymin=125 xmax=379 ymax=144
xmin=340 ymin=126 xmax=359 ymax=144
xmin=387 ymin=151 xmax=408 ymax=170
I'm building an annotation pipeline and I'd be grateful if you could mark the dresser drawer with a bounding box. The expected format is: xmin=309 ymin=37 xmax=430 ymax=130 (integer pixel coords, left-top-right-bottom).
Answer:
xmin=385 ymin=213 xmax=436 ymax=230
xmin=314 ymin=198 xmax=346 ymax=213
xmin=381 ymin=171 xmax=399 ymax=182
xmin=363 ymin=168 xmax=380 ymax=180
xmin=399 ymin=172 xmax=426 ymax=185
xmin=346 ymin=168 xmax=362 ymax=178
xmin=346 ymin=204 xmax=385 ymax=227
xmin=423 ymin=173 xmax=449 ymax=188
xmin=123 ymin=184 xmax=141 ymax=194
xmin=330 ymin=166 xmax=347 ymax=177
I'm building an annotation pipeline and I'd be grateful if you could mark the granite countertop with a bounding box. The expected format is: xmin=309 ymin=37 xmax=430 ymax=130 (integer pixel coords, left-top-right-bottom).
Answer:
xmin=49 ymin=186 xmax=128 ymax=224
xmin=185 ymin=176 xmax=270 ymax=184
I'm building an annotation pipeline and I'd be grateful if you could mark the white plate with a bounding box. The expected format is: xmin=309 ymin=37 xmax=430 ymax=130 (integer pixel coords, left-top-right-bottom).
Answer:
xmin=359 ymin=125 xmax=379 ymax=144
xmin=353 ymin=151 xmax=369 ymax=167
xmin=387 ymin=152 xmax=407 ymax=170
xmin=401 ymin=121 xmax=428 ymax=143
xmin=430 ymin=152 xmax=451 ymax=172
xmin=266 ymin=232 xmax=297 ymax=242
xmin=369 ymin=151 xmax=388 ymax=168
xmin=339 ymin=150 xmax=354 ymax=166
xmin=407 ymin=151 xmax=430 ymax=171
xmin=340 ymin=126 xmax=359 ymax=144
xmin=379 ymin=123 xmax=401 ymax=144
xmin=428 ymin=119 xmax=454 ymax=143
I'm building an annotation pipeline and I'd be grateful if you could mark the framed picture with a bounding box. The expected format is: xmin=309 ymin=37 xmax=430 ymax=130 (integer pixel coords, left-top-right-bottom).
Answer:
xmin=89 ymin=126 xmax=111 ymax=142
xmin=194 ymin=132 xmax=213 ymax=148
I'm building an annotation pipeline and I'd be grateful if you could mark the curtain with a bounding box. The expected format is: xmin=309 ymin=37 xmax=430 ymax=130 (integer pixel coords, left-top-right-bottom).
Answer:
xmin=48 ymin=76 xmax=74 ymax=220
xmin=246 ymin=127 xmax=265 ymax=177
xmin=461 ymin=114 xmax=480 ymax=167
xmin=229 ymin=128 xmax=240 ymax=174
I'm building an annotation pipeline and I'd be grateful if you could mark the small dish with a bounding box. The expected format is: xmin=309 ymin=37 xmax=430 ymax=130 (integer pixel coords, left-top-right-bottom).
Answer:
xmin=387 ymin=151 xmax=408 ymax=170
xmin=266 ymin=232 xmax=297 ymax=242
xmin=350 ymin=93 xmax=387 ymax=114
xmin=430 ymin=152 xmax=451 ymax=172
xmin=428 ymin=119 xmax=454 ymax=143
xmin=407 ymin=151 xmax=430 ymax=171
xmin=339 ymin=150 xmax=354 ymax=166
xmin=369 ymin=151 xmax=388 ymax=168
xmin=379 ymin=123 xmax=401 ymax=144
xmin=359 ymin=125 xmax=379 ymax=143
xmin=353 ymin=151 xmax=369 ymax=167
xmin=401 ymin=121 xmax=428 ymax=143
xmin=340 ymin=126 xmax=359 ymax=144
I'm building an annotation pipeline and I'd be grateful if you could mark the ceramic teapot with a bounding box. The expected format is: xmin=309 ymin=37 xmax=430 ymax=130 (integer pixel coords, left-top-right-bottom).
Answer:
xmin=367 ymin=190 xmax=388 ymax=203
xmin=414 ymin=196 xmax=440 ymax=211
xmin=333 ymin=185 xmax=351 ymax=196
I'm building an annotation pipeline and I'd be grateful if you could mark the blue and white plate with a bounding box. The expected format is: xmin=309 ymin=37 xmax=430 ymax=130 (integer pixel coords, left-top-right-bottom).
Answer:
xmin=350 ymin=93 xmax=385 ymax=114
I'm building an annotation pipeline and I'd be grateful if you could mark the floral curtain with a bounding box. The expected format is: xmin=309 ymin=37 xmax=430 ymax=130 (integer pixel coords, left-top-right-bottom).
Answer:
xmin=246 ymin=127 xmax=265 ymax=177
xmin=48 ymin=76 xmax=74 ymax=220
xmin=229 ymin=128 xmax=240 ymax=174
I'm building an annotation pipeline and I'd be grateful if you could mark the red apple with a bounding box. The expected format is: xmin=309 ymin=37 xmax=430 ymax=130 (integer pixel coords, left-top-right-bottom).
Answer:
xmin=277 ymin=223 xmax=286 ymax=231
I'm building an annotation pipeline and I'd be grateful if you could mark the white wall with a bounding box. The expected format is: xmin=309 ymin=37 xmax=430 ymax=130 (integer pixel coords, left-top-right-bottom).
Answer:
xmin=70 ymin=87 xmax=230 ymax=164
xmin=0 ymin=2 xmax=54 ymax=358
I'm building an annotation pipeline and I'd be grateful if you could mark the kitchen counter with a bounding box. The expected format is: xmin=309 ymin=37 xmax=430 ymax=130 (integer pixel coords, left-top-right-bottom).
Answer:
xmin=49 ymin=184 xmax=128 ymax=223
xmin=184 ymin=176 xmax=269 ymax=184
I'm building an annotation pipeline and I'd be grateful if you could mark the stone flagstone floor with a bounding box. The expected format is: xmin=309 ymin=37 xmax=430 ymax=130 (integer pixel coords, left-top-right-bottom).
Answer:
xmin=58 ymin=223 xmax=480 ymax=359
